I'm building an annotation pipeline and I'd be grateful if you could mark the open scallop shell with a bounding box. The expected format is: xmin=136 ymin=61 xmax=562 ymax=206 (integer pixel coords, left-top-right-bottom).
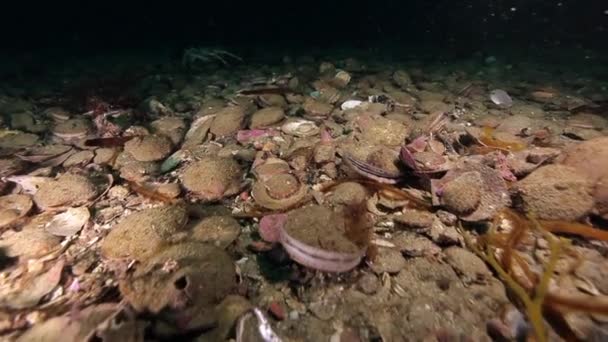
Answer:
xmin=45 ymin=207 xmax=90 ymax=236
xmin=281 ymin=119 xmax=319 ymax=138
xmin=251 ymin=174 xmax=309 ymax=211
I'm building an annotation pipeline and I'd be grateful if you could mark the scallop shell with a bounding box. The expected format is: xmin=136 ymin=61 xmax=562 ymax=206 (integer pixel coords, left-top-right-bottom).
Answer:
xmin=0 ymin=194 xmax=33 ymax=229
xmin=45 ymin=207 xmax=90 ymax=236
xmin=281 ymin=120 xmax=319 ymax=137
xmin=251 ymin=174 xmax=308 ymax=210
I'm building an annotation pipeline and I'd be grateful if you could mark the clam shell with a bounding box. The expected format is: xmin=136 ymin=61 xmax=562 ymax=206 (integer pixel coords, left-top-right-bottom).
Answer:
xmin=281 ymin=120 xmax=319 ymax=137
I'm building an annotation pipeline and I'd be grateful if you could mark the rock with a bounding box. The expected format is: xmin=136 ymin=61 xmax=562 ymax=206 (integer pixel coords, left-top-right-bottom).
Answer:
xmin=210 ymin=295 xmax=253 ymax=340
xmin=302 ymin=97 xmax=333 ymax=119
xmin=514 ymin=164 xmax=594 ymax=221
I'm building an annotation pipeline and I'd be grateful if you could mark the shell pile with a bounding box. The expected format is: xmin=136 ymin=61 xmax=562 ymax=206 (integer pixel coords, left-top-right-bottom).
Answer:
xmin=0 ymin=51 xmax=607 ymax=341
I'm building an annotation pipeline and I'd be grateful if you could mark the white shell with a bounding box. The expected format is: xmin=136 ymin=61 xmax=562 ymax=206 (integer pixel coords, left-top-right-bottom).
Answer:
xmin=340 ymin=100 xmax=364 ymax=110
xmin=45 ymin=207 xmax=90 ymax=236
xmin=489 ymin=89 xmax=513 ymax=108
xmin=280 ymin=120 xmax=319 ymax=137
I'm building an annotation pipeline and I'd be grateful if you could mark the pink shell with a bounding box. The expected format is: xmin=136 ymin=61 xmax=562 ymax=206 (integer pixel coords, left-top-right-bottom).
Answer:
xmin=279 ymin=228 xmax=365 ymax=273
xmin=259 ymin=214 xmax=288 ymax=243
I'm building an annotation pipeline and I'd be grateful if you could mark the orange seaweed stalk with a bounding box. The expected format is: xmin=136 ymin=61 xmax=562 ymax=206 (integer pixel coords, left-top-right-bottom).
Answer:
xmin=539 ymin=220 xmax=608 ymax=241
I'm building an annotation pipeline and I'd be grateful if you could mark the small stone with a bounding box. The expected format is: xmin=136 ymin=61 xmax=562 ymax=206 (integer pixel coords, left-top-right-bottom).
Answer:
xmin=289 ymin=311 xmax=299 ymax=320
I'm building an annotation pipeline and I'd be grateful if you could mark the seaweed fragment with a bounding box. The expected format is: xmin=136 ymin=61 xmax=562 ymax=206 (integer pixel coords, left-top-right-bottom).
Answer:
xmin=458 ymin=208 xmax=608 ymax=342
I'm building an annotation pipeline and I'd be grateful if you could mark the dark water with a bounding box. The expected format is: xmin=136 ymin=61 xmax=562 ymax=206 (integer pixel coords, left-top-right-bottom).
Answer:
xmin=2 ymin=1 xmax=607 ymax=57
